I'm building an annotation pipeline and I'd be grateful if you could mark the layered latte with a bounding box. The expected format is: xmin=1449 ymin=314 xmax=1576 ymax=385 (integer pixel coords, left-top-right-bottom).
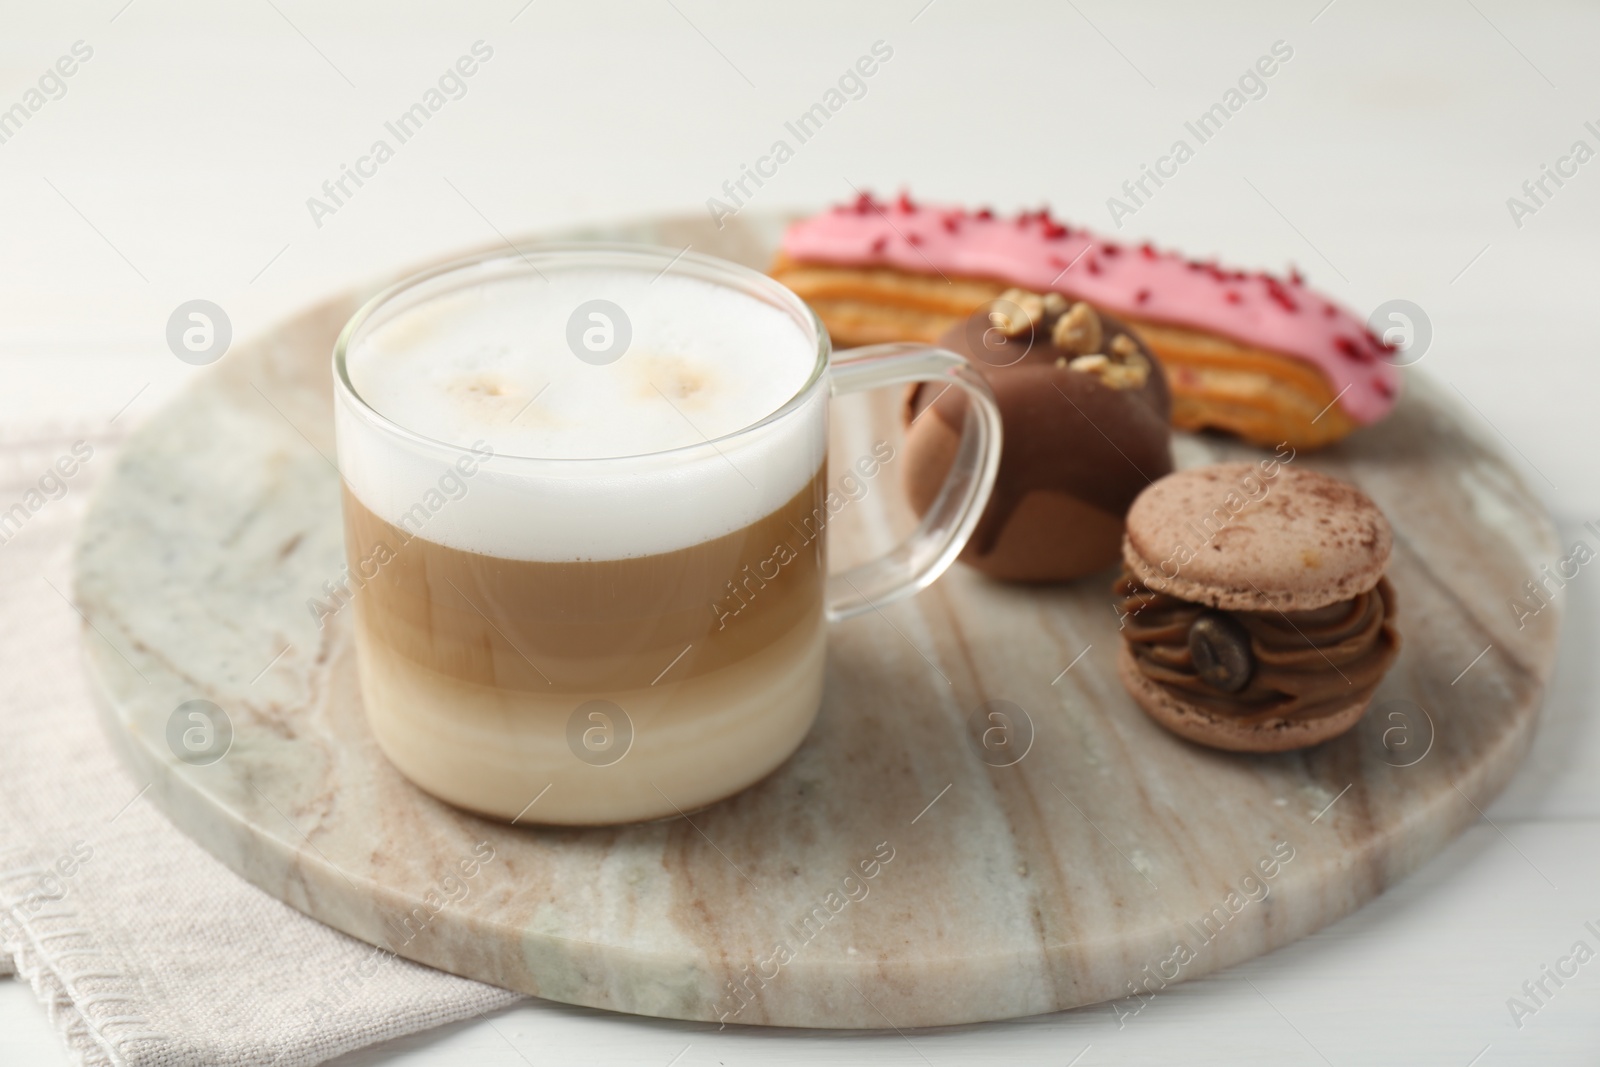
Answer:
xmin=335 ymin=258 xmax=828 ymax=823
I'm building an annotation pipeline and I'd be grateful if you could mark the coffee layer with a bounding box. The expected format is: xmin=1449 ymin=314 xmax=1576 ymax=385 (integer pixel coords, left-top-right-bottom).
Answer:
xmin=341 ymin=472 xmax=827 ymax=692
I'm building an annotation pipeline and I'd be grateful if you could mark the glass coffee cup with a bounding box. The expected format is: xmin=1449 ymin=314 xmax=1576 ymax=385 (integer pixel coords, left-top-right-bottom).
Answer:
xmin=332 ymin=244 xmax=1000 ymax=825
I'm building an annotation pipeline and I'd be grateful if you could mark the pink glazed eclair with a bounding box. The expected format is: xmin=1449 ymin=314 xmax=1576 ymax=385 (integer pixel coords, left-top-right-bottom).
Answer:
xmin=771 ymin=194 xmax=1400 ymax=450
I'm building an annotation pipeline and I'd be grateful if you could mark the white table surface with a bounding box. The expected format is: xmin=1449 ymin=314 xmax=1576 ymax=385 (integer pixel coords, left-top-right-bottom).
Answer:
xmin=2 ymin=1 xmax=1597 ymax=1063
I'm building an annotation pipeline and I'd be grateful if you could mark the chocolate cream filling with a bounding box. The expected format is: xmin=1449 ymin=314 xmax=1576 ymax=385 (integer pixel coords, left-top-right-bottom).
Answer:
xmin=1114 ymin=569 xmax=1399 ymax=724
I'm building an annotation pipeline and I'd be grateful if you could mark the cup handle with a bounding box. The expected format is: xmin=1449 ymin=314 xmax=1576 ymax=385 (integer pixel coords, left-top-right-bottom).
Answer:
xmin=824 ymin=343 xmax=1003 ymax=622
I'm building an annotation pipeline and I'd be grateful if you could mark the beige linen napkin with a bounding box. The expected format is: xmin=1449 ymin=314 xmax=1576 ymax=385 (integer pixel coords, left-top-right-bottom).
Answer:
xmin=0 ymin=424 xmax=520 ymax=1067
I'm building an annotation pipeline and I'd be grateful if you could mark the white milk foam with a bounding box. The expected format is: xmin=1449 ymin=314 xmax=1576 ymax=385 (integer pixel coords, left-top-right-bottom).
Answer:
xmin=348 ymin=270 xmax=816 ymax=460
xmin=336 ymin=266 xmax=827 ymax=562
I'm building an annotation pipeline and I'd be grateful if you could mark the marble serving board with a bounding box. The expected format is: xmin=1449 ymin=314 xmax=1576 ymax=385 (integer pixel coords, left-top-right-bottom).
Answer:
xmin=74 ymin=213 xmax=1561 ymax=1029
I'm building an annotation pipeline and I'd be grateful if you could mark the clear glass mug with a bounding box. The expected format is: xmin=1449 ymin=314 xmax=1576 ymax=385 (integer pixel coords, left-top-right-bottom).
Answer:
xmin=332 ymin=244 xmax=1001 ymax=825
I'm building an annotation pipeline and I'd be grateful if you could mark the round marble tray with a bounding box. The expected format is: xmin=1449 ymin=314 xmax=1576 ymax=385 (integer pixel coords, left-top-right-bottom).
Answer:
xmin=75 ymin=213 xmax=1561 ymax=1028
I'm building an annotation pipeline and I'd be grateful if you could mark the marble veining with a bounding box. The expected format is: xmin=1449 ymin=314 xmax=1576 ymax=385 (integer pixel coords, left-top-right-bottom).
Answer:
xmin=72 ymin=214 xmax=1561 ymax=1028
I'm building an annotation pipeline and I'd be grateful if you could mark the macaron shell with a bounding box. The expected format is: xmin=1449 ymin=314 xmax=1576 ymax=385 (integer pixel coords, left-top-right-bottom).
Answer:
xmin=1122 ymin=463 xmax=1392 ymax=612
xmin=1116 ymin=643 xmax=1372 ymax=752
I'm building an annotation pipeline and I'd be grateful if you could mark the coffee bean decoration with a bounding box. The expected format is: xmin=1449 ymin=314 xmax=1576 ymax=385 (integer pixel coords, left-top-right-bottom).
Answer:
xmin=1188 ymin=612 xmax=1254 ymax=693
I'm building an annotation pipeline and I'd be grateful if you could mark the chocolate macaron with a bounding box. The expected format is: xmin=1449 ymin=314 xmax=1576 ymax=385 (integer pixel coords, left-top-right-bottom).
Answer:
xmin=1113 ymin=462 xmax=1400 ymax=752
xmin=904 ymin=290 xmax=1174 ymax=582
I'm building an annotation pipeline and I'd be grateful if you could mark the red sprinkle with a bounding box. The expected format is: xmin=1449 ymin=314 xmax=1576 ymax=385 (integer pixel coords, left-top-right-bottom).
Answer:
xmin=870 ymin=236 xmax=887 ymax=253
xmin=1103 ymin=244 xmax=1121 ymax=257
xmin=1139 ymin=243 xmax=1157 ymax=259
xmin=1225 ymin=291 xmax=1243 ymax=304
xmin=1042 ymin=222 xmax=1067 ymax=239
xmin=1334 ymin=336 xmax=1371 ymax=362
xmin=1135 ymin=288 xmax=1150 ymax=304
xmin=1086 ymin=257 xmax=1102 ymax=275
xmin=1263 ymin=277 xmax=1299 ymax=312
xmin=1288 ymin=267 xmax=1305 ymax=286
xmin=1323 ymin=304 xmax=1337 ymax=318
xmin=976 ymin=207 xmax=994 ymax=220
xmin=896 ymin=192 xmax=916 ymax=213
xmin=1374 ymin=378 xmax=1396 ymax=398
xmin=941 ymin=215 xmax=960 ymax=234
xmin=907 ymin=233 xmax=923 ymax=246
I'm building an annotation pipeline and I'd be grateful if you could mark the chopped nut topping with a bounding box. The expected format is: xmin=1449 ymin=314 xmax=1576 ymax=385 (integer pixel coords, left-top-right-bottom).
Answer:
xmin=1108 ymin=364 xmax=1151 ymax=389
xmin=988 ymin=288 xmax=1045 ymax=338
xmin=1068 ymin=348 xmax=1151 ymax=390
xmin=1109 ymin=333 xmax=1141 ymax=360
xmin=1067 ymin=353 xmax=1110 ymax=373
xmin=1043 ymin=292 xmax=1068 ymax=314
xmin=1051 ymin=301 xmax=1103 ymax=355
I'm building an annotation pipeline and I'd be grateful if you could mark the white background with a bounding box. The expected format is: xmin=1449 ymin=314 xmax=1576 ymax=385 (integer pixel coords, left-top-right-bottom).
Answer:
xmin=1 ymin=1 xmax=1598 ymax=1063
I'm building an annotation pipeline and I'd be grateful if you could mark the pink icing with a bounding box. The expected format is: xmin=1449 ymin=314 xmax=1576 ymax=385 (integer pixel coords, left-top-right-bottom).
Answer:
xmin=781 ymin=193 xmax=1399 ymax=425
